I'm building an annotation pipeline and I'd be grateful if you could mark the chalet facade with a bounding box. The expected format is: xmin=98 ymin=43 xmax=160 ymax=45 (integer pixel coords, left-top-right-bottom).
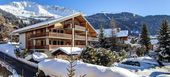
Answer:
xmin=12 ymin=13 xmax=98 ymax=53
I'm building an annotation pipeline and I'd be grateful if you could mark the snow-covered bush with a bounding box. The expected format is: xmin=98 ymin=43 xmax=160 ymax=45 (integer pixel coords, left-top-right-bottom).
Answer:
xmin=117 ymin=49 xmax=127 ymax=61
xmin=80 ymin=47 xmax=118 ymax=66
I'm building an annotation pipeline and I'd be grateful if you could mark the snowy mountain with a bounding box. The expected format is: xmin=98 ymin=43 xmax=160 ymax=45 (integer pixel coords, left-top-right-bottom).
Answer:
xmin=0 ymin=1 xmax=77 ymax=19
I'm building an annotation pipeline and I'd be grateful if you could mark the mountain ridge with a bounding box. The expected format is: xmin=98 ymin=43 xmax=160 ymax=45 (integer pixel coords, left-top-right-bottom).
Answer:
xmin=0 ymin=1 xmax=170 ymax=35
xmin=86 ymin=12 xmax=170 ymax=35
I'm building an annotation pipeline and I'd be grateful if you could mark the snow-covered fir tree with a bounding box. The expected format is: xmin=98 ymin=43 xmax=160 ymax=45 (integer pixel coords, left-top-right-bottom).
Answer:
xmin=157 ymin=20 xmax=170 ymax=61
xmin=139 ymin=23 xmax=151 ymax=54
xmin=98 ymin=24 xmax=108 ymax=48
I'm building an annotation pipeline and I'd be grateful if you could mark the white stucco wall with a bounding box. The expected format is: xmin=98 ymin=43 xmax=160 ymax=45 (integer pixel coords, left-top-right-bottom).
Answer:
xmin=19 ymin=33 xmax=26 ymax=49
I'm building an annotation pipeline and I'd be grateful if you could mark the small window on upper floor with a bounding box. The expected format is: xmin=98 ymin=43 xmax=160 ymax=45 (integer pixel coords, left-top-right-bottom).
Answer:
xmin=53 ymin=29 xmax=57 ymax=32
xmin=53 ymin=41 xmax=57 ymax=45
xmin=60 ymin=30 xmax=64 ymax=33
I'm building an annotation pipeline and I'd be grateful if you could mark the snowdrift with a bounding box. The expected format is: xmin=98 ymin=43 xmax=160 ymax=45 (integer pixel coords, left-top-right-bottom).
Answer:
xmin=38 ymin=59 xmax=139 ymax=77
xmin=0 ymin=44 xmax=38 ymax=67
xmin=0 ymin=44 xmax=16 ymax=57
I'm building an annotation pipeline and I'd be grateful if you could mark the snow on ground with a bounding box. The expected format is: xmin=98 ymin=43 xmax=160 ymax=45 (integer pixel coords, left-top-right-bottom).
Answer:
xmin=38 ymin=58 xmax=139 ymax=77
xmin=0 ymin=44 xmax=38 ymax=67
xmin=114 ymin=56 xmax=170 ymax=77
xmin=0 ymin=44 xmax=16 ymax=57
xmin=135 ymin=66 xmax=170 ymax=77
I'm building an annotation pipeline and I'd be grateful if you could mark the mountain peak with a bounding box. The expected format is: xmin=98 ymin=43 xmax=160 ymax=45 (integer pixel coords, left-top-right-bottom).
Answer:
xmin=9 ymin=1 xmax=37 ymax=9
xmin=0 ymin=1 xmax=78 ymax=19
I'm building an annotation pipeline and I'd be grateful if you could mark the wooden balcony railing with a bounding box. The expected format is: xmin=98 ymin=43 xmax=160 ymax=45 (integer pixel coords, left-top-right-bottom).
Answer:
xmin=48 ymin=32 xmax=72 ymax=39
xmin=30 ymin=32 xmax=98 ymax=41
xmin=28 ymin=45 xmax=49 ymax=49
xmin=31 ymin=33 xmax=47 ymax=37
xmin=28 ymin=45 xmax=85 ymax=49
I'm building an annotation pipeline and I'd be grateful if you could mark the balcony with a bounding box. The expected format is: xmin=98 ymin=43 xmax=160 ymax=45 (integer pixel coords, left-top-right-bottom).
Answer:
xmin=28 ymin=45 xmax=85 ymax=50
xmin=48 ymin=32 xmax=72 ymax=39
xmin=31 ymin=33 xmax=47 ymax=37
xmin=30 ymin=32 xmax=98 ymax=41
xmin=66 ymin=25 xmax=86 ymax=31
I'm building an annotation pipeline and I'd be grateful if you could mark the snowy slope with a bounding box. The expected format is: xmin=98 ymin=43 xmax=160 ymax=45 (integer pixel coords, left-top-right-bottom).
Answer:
xmin=0 ymin=1 xmax=77 ymax=19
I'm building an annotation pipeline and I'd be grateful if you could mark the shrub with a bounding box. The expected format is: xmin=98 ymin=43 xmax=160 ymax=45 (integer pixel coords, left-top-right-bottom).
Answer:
xmin=136 ymin=46 xmax=146 ymax=57
xmin=81 ymin=47 xmax=117 ymax=66
xmin=14 ymin=48 xmax=20 ymax=57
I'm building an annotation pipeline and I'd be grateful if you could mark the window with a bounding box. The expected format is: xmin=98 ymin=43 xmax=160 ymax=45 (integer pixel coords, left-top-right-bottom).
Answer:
xmin=41 ymin=40 xmax=44 ymax=46
xmin=53 ymin=41 xmax=57 ymax=45
xmin=53 ymin=29 xmax=57 ymax=32
xmin=60 ymin=30 xmax=64 ymax=33
xmin=52 ymin=29 xmax=64 ymax=33
xmin=49 ymin=40 xmax=51 ymax=45
xmin=61 ymin=41 xmax=64 ymax=45
xmin=52 ymin=40 xmax=64 ymax=45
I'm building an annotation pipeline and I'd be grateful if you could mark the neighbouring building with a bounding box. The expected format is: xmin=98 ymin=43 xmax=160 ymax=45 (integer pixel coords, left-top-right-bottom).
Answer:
xmin=51 ymin=47 xmax=83 ymax=60
xmin=11 ymin=13 xmax=98 ymax=55
xmin=97 ymin=28 xmax=129 ymax=43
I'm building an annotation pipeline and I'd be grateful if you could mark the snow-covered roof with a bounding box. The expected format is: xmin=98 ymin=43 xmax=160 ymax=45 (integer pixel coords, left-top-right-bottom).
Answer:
xmin=150 ymin=39 xmax=158 ymax=45
xmin=116 ymin=30 xmax=129 ymax=37
xmin=96 ymin=28 xmax=128 ymax=38
xmin=12 ymin=12 xmax=97 ymax=34
xmin=51 ymin=47 xmax=83 ymax=55
xmin=96 ymin=29 xmax=112 ymax=37
xmin=11 ymin=12 xmax=80 ymax=33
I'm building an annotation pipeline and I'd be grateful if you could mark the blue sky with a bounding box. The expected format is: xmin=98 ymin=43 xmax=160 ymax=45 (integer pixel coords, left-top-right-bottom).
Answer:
xmin=0 ymin=0 xmax=170 ymax=16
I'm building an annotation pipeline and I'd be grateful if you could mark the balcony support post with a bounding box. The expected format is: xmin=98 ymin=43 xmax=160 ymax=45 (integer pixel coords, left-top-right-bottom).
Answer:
xmin=85 ymin=22 xmax=88 ymax=46
xmin=33 ymin=31 xmax=36 ymax=51
xmin=46 ymin=38 xmax=49 ymax=45
xmin=85 ymin=30 xmax=88 ymax=46
xmin=45 ymin=27 xmax=49 ymax=50
xmin=72 ymin=18 xmax=75 ymax=47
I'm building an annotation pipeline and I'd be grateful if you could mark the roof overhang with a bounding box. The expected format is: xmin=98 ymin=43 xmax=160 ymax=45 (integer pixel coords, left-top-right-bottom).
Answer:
xmin=11 ymin=12 xmax=97 ymax=35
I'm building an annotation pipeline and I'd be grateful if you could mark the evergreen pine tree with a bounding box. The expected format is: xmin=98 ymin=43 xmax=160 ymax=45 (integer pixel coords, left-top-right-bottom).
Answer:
xmin=158 ymin=20 xmax=170 ymax=61
xmin=139 ymin=23 xmax=151 ymax=54
xmin=98 ymin=24 xmax=107 ymax=48
xmin=110 ymin=18 xmax=118 ymax=51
